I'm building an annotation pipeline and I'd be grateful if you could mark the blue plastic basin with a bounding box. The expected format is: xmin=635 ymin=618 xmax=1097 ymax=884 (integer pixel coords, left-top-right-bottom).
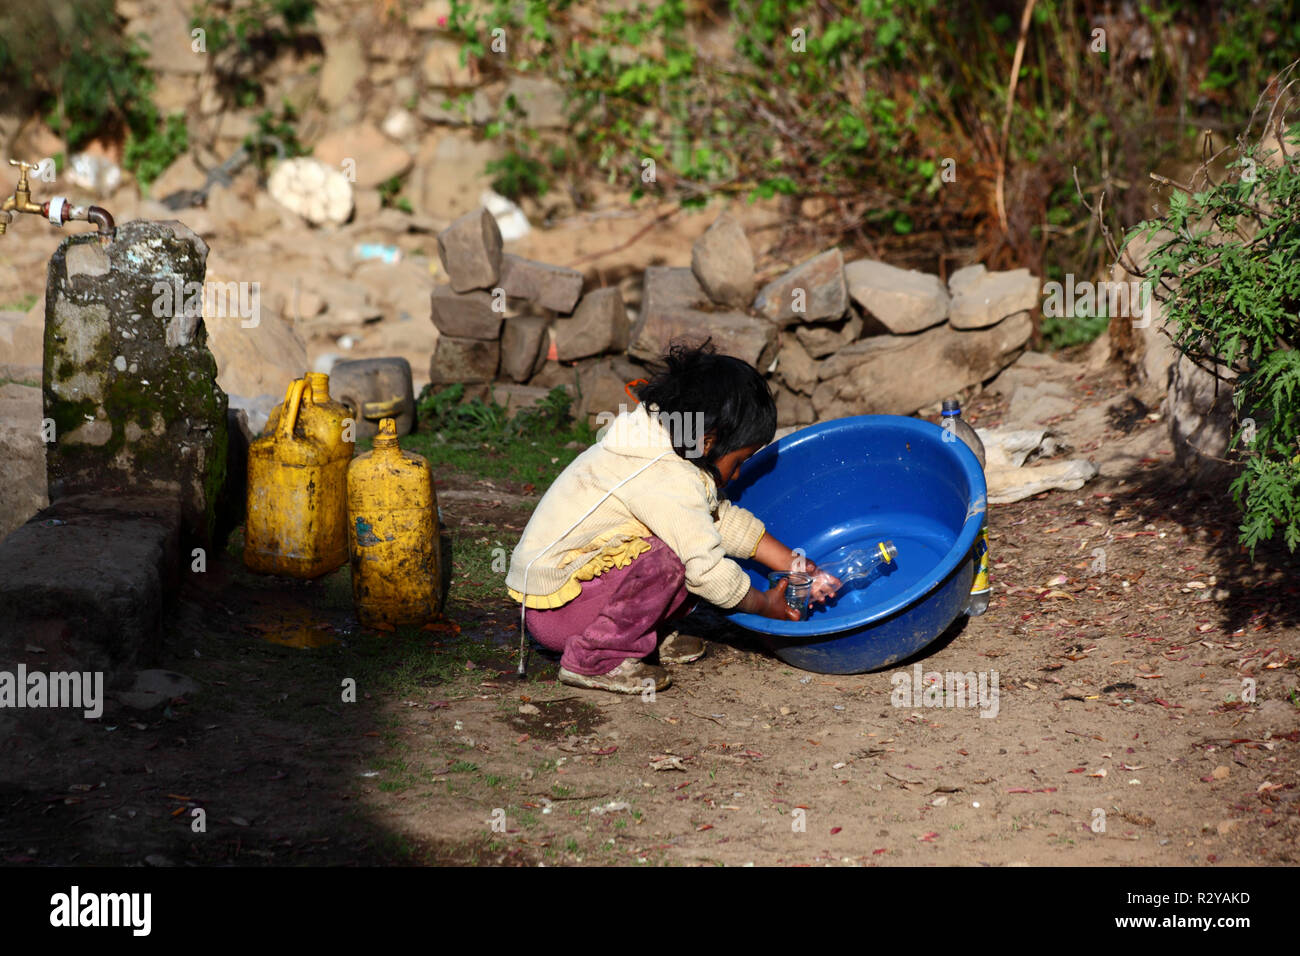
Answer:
xmin=725 ymin=415 xmax=986 ymax=674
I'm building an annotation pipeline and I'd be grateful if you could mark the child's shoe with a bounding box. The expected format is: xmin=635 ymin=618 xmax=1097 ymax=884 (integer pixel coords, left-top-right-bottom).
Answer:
xmin=558 ymin=659 xmax=671 ymax=694
xmin=658 ymin=630 xmax=706 ymax=664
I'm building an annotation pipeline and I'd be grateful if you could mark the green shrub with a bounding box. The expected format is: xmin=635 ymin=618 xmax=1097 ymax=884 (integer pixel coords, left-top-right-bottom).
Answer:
xmin=0 ymin=1 xmax=185 ymax=185
xmin=484 ymin=149 xmax=550 ymax=200
xmin=125 ymin=113 xmax=189 ymax=188
xmin=1135 ymin=106 xmax=1300 ymax=556
xmin=446 ymin=0 xmax=1296 ymax=289
xmin=192 ymin=0 xmax=317 ymax=109
xmin=243 ymin=104 xmax=311 ymax=174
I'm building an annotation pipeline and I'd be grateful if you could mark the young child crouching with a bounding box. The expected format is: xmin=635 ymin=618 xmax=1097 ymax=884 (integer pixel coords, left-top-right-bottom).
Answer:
xmin=505 ymin=342 xmax=835 ymax=694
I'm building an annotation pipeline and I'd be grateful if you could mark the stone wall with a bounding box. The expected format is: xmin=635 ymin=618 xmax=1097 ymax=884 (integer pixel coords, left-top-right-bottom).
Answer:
xmin=427 ymin=207 xmax=1035 ymax=426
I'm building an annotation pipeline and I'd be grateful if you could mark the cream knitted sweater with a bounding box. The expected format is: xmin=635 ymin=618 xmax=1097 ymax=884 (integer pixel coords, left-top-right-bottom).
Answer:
xmin=505 ymin=404 xmax=766 ymax=609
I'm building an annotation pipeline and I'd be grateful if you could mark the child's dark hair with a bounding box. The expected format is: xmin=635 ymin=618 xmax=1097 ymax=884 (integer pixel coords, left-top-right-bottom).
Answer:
xmin=635 ymin=339 xmax=777 ymax=483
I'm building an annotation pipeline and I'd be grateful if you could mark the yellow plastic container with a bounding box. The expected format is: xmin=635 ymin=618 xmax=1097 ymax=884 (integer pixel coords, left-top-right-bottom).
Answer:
xmin=347 ymin=417 xmax=442 ymax=627
xmin=244 ymin=378 xmax=349 ymax=577
xmin=261 ymin=373 xmax=353 ymax=571
xmin=265 ymin=372 xmax=355 ymax=454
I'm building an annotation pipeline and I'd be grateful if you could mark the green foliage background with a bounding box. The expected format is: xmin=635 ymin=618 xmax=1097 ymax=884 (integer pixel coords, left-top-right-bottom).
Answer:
xmin=0 ymin=0 xmax=188 ymax=185
xmin=448 ymin=0 xmax=1298 ymax=289
xmin=1136 ymin=120 xmax=1300 ymax=555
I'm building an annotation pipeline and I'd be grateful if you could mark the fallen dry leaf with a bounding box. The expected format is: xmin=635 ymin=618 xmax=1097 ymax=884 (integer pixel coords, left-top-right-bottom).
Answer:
xmin=650 ymin=755 xmax=688 ymax=772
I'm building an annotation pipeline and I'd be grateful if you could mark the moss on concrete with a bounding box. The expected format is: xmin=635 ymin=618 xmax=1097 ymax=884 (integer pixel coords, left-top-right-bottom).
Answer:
xmin=43 ymin=221 xmax=229 ymax=545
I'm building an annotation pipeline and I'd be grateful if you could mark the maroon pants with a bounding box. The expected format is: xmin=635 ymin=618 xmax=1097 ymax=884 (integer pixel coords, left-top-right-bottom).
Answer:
xmin=524 ymin=536 xmax=691 ymax=675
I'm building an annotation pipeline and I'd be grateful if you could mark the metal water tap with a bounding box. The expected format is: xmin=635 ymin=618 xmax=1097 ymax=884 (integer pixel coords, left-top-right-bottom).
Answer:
xmin=0 ymin=159 xmax=116 ymax=241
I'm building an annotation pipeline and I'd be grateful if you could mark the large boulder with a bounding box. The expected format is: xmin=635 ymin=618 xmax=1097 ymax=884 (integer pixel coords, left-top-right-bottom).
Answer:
xmin=554 ymin=287 xmax=628 ymax=361
xmin=312 ymin=123 xmax=414 ymax=189
xmin=437 ymin=207 xmax=503 ymax=293
xmin=948 ymin=266 xmax=1040 ymax=330
xmin=499 ymin=254 xmax=584 ymax=313
xmin=812 ymin=311 xmax=1032 ymax=418
xmin=630 ymin=267 xmax=777 ymax=368
xmin=1167 ymin=353 xmax=1240 ymax=487
xmin=1109 ymin=230 xmax=1179 ymax=404
xmin=752 ymin=249 xmax=846 ymax=327
xmin=691 ymin=214 xmax=755 ymax=308
xmin=844 ymin=258 xmax=948 ymax=334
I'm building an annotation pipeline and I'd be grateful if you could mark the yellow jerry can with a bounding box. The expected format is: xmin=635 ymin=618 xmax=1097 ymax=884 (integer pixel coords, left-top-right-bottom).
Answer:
xmin=261 ymin=372 xmax=353 ymax=571
xmin=266 ymin=372 xmax=354 ymax=449
xmin=347 ymin=417 xmax=442 ymax=627
xmin=244 ymin=378 xmax=349 ymax=577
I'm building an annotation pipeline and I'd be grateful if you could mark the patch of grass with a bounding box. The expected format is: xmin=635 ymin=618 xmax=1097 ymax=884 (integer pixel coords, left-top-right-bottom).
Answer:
xmin=448 ymin=760 xmax=479 ymax=773
xmin=378 ymin=175 xmax=404 ymax=208
xmin=0 ymin=293 xmax=37 ymax=312
xmin=375 ymin=832 xmax=417 ymax=862
xmin=447 ymin=526 xmax=511 ymax=610
xmin=311 ymin=566 xmax=354 ymax=611
xmin=404 ymin=384 xmax=596 ymax=487
xmin=340 ymin=626 xmax=503 ymax=697
xmin=1040 ymin=309 xmax=1109 ymax=351
xmin=0 ymin=377 xmax=39 ymax=389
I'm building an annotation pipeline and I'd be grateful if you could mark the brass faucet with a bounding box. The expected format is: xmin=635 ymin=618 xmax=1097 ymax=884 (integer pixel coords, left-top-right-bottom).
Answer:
xmin=0 ymin=158 xmax=116 ymax=240
xmin=0 ymin=159 xmax=43 ymax=231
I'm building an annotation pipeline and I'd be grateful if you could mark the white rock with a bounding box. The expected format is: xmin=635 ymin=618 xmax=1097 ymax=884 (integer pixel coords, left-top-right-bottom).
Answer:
xmin=480 ymin=188 xmax=531 ymax=242
xmin=382 ymin=108 xmax=416 ymax=140
xmin=267 ymin=157 xmax=354 ymax=226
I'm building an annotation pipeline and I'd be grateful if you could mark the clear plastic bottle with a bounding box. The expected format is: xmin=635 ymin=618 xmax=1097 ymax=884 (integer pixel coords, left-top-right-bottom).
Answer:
xmin=941 ymin=399 xmax=990 ymax=616
xmin=941 ymin=398 xmax=985 ymax=468
xmin=817 ymin=540 xmax=899 ymax=596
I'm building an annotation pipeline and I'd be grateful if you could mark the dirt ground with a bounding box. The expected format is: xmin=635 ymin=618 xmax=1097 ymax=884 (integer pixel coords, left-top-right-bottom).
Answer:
xmin=2 ymin=351 xmax=1298 ymax=868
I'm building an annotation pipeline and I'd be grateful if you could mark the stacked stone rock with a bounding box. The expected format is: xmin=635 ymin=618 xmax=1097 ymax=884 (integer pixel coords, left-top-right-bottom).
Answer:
xmin=429 ymin=209 xmax=1038 ymax=427
xmin=429 ymin=207 xmax=631 ymax=418
xmin=634 ymin=214 xmax=1037 ymax=427
xmin=796 ymin=259 xmax=1038 ymax=423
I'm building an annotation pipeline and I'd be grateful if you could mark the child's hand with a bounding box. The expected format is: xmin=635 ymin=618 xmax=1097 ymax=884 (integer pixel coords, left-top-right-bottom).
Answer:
xmin=761 ymin=585 xmax=803 ymax=622
xmin=809 ymin=568 xmax=841 ymax=603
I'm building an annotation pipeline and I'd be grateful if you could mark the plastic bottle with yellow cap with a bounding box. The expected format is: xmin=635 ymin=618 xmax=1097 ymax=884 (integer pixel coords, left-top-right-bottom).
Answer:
xmin=347 ymin=417 xmax=443 ymax=627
